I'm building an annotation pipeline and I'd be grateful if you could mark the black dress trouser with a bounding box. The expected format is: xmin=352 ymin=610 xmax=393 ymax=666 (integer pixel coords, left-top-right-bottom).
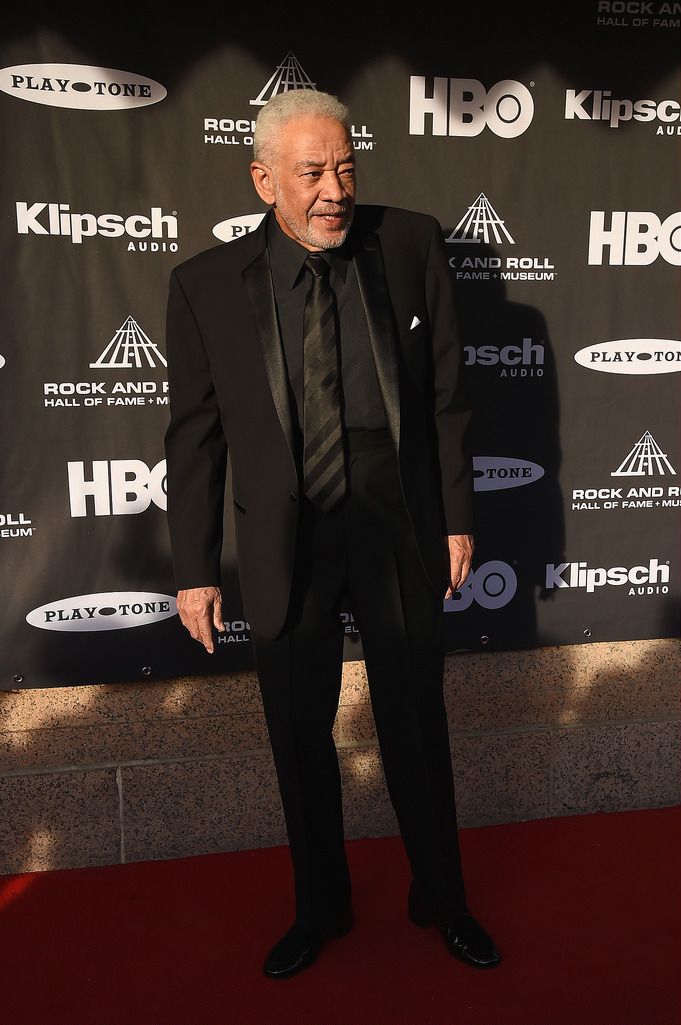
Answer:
xmin=250 ymin=427 xmax=467 ymax=935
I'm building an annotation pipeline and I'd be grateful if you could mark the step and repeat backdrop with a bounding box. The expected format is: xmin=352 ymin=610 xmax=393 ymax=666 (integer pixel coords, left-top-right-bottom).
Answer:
xmin=1 ymin=6 xmax=679 ymax=688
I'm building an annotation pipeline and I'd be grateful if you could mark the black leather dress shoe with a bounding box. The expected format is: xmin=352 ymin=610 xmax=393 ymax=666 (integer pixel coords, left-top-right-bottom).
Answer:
xmin=263 ymin=907 xmax=353 ymax=979
xmin=408 ymin=882 xmax=501 ymax=969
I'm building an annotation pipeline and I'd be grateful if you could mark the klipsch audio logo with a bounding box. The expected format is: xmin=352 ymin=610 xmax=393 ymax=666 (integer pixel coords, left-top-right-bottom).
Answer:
xmin=464 ymin=336 xmax=545 ymax=378
xmin=545 ymin=558 xmax=670 ymax=597
xmin=588 ymin=211 xmax=681 ymax=265
xmin=574 ymin=339 xmax=681 ymax=374
xmin=0 ymin=512 xmax=34 ymax=539
xmin=213 ymin=212 xmax=266 ymax=243
xmin=446 ymin=194 xmax=556 ymax=282
xmin=26 ymin=592 xmax=177 ymax=632
xmin=409 ymin=77 xmax=534 ymax=138
xmin=0 ymin=64 xmax=166 ymax=110
xmin=473 ymin=457 xmax=545 ymax=491
xmin=44 ymin=317 xmax=168 ymax=411
xmin=444 ymin=560 xmax=518 ymax=612
xmin=572 ymin=431 xmax=679 ymax=512
xmin=595 ymin=2 xmax=680 ymax=30
xmin=566 ymin=88 xmax=680 ymax=136
xmin=205 ymin=53 xmax=375 ymax=152
xmin=67 ymin=459 xmax=167 ymax=517
xmin=16 ymin=202 xmax=178 ymax=252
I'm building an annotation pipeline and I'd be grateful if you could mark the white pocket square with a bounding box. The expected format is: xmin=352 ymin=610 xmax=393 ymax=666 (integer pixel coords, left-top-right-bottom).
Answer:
xmin=410 ymin=315 xmax=421 ymax=330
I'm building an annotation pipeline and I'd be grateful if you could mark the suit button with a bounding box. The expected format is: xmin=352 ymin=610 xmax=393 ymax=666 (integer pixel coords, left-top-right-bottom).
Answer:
xmin=289 ymin=491 xmax=298 ymax=501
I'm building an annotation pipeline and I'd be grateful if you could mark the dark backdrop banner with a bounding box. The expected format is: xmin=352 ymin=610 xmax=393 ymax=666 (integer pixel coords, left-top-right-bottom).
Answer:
xmin=2 ymin=4 xmax=679 ymax=688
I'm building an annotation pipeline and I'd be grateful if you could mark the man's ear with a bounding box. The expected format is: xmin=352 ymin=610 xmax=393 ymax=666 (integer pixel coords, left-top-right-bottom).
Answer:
xmin=250 ymin=162 xmax=276 ymax=205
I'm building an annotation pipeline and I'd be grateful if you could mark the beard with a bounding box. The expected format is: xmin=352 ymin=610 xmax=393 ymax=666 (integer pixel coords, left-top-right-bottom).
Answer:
xmin=273 ymin=186 xmax=354 ymax=250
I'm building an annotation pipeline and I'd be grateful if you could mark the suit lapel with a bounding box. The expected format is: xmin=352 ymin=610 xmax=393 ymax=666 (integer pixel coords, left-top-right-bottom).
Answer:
xmin=241 ymin=213 xmax=400 ymax=464
xmin=241 ymin=225 xmax=296 ymax=465
xmin=353 ymin=232 xmax=401 ymax=452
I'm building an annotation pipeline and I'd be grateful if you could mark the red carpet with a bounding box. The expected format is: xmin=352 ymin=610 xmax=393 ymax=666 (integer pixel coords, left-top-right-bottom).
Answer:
xmin=1 ymin=807 xmax=678 ymax=1025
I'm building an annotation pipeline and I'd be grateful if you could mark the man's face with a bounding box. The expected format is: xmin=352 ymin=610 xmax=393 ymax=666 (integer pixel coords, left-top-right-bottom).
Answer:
xmin=250 ymin=115 xmax=356 ymax=251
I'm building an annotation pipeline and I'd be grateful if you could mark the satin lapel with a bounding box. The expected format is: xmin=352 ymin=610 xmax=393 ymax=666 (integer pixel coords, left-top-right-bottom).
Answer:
xmin=353 ymin=234 xmax=401 ymax=452
xmin=242 ymin=243 xmax=295 ymax=464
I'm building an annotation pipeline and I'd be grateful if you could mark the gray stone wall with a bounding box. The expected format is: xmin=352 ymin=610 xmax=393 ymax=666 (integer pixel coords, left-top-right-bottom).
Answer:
xmin=1 ymin=639 xmax=678 ymax=875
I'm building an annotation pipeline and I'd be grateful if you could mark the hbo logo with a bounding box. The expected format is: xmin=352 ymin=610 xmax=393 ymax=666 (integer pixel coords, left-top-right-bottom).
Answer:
xmin=409 ymin=77 xmax=534 ymax=138
xmin=445 ymin=560 xmax=518 ymax=612
xmin=588 ymin=211 xmax=681 ymax=266
xmin=67 ymin=459 xmax=167 ymax=517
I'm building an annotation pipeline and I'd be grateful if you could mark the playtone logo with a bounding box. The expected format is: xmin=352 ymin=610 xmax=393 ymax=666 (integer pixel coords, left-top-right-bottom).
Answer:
xmin=545 ymin=558 xmax=670 ymax=595
xmin=574 ymin=339 xmax=681 ymax=374
xmin=409 ymin=77 xmax=534 ymax=138
xmin=213 ymin=212 xmax=266 ymax=243
xmin=26 ymin=592 xmax=177 ymax=632
xmin=588 ymin=211 xmax=681 ymax=265
xmin=473 ymin=457 xmax=545 ymax=491
xmin=68 ymin=459 xmax=167 ymax=516
xmin=16 ymin=203 xmax=178 ymax=251
xmin=0 ymin=63 xmax=166 ymax=110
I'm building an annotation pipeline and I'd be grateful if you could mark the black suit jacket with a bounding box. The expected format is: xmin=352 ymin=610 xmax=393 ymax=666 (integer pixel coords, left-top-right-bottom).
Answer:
xmin=164 ymin=205 xmax=473 ymax=640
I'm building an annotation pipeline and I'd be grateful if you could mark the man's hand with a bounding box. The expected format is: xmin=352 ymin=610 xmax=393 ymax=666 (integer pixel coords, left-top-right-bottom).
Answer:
xmin=176 ymin=586 xmax=225 ymax=654
xmin=444 ymin=534 xmax=474 ymax=599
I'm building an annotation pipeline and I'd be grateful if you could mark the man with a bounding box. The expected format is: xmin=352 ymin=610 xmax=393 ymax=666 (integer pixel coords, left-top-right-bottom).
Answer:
xmin=164 ymin=89 xmax=501 ymax=978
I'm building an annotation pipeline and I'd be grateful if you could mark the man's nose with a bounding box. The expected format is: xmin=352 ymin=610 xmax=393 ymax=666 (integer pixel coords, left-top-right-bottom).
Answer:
xmin=319 ymin=171 xmax=345 ymax=202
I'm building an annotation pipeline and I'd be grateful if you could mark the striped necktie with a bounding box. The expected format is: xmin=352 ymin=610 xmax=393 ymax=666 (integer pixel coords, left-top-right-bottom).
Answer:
xmin=302 ymin=252 xmax=348 ymax=511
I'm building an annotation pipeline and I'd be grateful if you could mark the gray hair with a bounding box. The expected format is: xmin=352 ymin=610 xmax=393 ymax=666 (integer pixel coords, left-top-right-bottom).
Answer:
xmin=253 ymin=90 xmax=351 ymax=164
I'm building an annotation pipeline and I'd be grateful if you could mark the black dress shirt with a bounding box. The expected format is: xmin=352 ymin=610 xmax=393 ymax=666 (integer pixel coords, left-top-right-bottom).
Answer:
xmin=267 ymin=214 xmax=388 ymax=443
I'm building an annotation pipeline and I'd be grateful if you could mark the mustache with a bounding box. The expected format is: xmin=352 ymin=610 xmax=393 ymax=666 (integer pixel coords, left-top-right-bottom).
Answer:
xmin=310 ymin=203 xmax=352 ymax=216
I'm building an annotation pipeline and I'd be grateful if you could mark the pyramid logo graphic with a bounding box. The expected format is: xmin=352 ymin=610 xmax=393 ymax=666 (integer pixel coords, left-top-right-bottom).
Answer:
xmin=611 ymin=431 xmax=676 ymax=477
xmin=250 ymin=52 xmax=316 ymax=106
xmin=446 ymin=193 xmax=515 ymax=245
xmin=90 ymin=316 xmax=167 ymax=370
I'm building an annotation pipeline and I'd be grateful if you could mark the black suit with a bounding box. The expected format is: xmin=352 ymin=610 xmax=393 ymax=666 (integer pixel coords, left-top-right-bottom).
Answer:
xmin=164 ymin=205 xmax=474 ymax=932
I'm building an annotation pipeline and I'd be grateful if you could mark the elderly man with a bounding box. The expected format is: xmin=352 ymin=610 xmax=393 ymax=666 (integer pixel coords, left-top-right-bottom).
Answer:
xmin=164 ymin=89 xmax=500 ymax=977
